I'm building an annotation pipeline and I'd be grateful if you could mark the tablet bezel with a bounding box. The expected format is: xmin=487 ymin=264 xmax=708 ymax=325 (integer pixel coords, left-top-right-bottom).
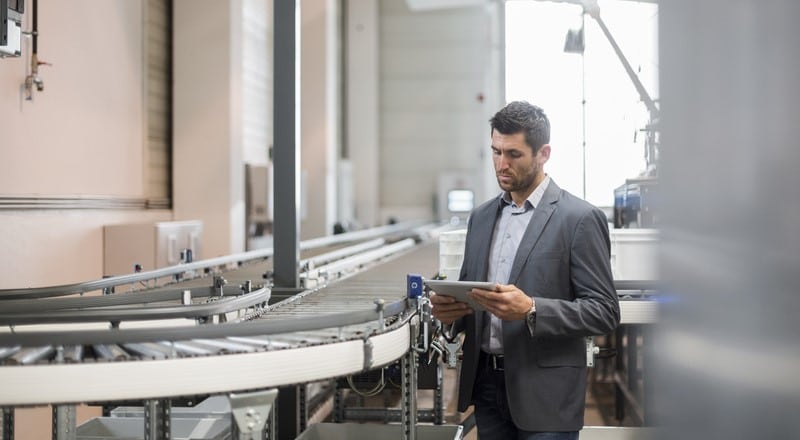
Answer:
xmin=424 ymin=279 xmax=497 ymax=312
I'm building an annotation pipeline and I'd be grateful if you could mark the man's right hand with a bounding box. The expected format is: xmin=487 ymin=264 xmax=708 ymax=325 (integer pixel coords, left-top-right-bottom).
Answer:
xmin=430 ymin=292 xmax=472 ymax=325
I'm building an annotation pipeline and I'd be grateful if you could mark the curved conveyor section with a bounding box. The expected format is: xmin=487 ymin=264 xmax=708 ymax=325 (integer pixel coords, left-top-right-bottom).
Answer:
xmin=0 ymin=236 xmax=442 ymax=406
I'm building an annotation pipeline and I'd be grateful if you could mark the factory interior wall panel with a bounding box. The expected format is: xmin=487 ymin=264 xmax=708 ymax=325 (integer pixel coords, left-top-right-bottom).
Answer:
xmin=478 ymin=1 xmax=504 ymax=205
xmin=345 ymin=0 xmax=380 ymax=228
xmin=0 ymin=209 xmax=171 ymax=289
xmin=173 ymin=0 xmax=247 ymax=258
xmin=0 ymin=1 xmax=174 ymax=294
xmin=378 ymin=0 xmax=495 ymax=223
xmin=300 ymin=0 xmax=340 ymax=240
xmin=0 ymin=0 xmax=144 ymax=197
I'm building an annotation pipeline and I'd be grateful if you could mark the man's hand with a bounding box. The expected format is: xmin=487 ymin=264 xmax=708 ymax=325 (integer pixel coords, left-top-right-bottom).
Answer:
xmin=469 ymin=283 xmax=534 ymax=321
xmin=430 ymin=292 xmax=473 ymax=325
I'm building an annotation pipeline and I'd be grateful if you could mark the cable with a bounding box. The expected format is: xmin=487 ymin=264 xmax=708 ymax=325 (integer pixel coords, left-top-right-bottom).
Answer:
xmin=346 ymin=368 xmax=385 ymax=397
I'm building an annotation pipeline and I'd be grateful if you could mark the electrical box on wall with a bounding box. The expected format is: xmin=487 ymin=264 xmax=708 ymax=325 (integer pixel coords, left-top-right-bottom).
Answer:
xmin=103 ymin=221 xmax=203 ymax=279
xmin=0 ymin=0 xmax=23 ymax=58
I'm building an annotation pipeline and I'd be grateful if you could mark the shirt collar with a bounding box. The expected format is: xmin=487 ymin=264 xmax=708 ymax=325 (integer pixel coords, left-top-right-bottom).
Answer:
xmin=500 ymin=174 xmax=551 ymax=211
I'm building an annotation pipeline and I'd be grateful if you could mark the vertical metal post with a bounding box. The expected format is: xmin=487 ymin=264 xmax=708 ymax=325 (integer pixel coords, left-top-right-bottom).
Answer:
xmin=51 ymin=405 xmax=76 ymax=440
xmin=274 ymin=1 xmax=301 ymax=436
xmin=1 ymin=407 xmax=14 ymax=440
xmin=433 ymin=361 xmax=444 ymax=425
xmin=642 ymin=325 xmax=651 ymax=426
xmin=401 ymin=348 xmax=418 ymax=440
xmin=144 ymin=399 xmax=171 ymax=440
xmin=298 ymin=384 xmax=308 ymax=432
xmin=276 ymin=386 xmax=300 ymax=440
xmin=266 ymin=404 xmax=276 ymax=440
xmin=615 ymin=327 xmax=625 ymax=422
xmin=627 ymin=326 xmax=638 ymax=397
xmin=333 ymin=387 xmax=343 ymax=423
xmin=273 ymin=0 xmax=300 ymax=290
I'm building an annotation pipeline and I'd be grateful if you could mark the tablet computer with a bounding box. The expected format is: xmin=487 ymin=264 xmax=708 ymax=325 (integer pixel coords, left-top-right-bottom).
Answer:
xmin=424 ymin=279 xmax=497 ymax=312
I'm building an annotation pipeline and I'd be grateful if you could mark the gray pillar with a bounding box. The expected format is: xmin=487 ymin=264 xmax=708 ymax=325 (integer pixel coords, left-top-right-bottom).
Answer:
xmin=273 ymin=0 xmax=300 ymax=289
xmin=656 ymin=1 xmax=800 ymax=439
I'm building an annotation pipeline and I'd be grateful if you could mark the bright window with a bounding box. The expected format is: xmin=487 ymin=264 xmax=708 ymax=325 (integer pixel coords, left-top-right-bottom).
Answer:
xmin=505 ymin=0 xmax=658 ymax=207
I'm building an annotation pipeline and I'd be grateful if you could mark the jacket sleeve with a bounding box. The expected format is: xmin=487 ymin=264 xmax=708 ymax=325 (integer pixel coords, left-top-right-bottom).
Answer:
xmin=532 ymin=208 xmax=620 ymax=337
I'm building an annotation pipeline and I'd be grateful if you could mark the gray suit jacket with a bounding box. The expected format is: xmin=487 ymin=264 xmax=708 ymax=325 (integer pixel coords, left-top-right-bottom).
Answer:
xmin=455 ymin=179 xmax=620 ymax=431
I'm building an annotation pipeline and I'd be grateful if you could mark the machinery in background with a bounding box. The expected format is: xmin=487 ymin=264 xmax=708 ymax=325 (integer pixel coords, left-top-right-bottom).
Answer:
xmin=436 ymin=173 xmax=476 ymax=226
xmin=614 ymin=176 xmax=657 ymax=229
xmin=560 ymin=0 xmax=660 ymax=229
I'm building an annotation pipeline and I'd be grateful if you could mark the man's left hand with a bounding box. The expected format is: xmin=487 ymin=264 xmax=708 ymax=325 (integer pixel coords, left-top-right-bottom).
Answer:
xmin=469 ymin=283 xmax=533 ymax=321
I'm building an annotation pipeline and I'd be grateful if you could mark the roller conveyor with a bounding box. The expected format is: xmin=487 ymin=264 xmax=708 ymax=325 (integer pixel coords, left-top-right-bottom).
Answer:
xmin=0 ymin=223 xmax=658 ymax=410
xmin=0 ymin=228 xmax=439 ymax=407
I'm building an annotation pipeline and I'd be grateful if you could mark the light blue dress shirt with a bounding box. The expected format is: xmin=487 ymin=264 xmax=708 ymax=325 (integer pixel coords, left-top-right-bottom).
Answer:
xmin=481 ymin=175 xmax=551 ymax=354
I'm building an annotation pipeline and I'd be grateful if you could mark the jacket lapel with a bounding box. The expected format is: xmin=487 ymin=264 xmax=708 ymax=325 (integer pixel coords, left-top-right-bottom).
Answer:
xmin=508 ymin=180 xmax=561 ymax=284
xmin=471 ymin=197 xmax=504 ymax=282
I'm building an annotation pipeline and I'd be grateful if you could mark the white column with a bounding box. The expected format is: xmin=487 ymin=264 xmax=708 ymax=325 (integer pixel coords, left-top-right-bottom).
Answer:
xmin=300 ymin=0 xmax=340 ymax=239
xmin=345 ymin=0 xmax=380 ymax=228
xmin=173 ymin=0 xmax=246 ymax=257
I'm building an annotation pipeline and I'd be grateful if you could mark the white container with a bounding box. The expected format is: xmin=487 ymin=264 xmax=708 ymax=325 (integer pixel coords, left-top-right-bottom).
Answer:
xmin=77 ymin=417 xmax=228 ymax=440
xmin=609 ymin=229 xmax=659 ymax=280
xmin=439 ymin=229 xmax=467 ymax=280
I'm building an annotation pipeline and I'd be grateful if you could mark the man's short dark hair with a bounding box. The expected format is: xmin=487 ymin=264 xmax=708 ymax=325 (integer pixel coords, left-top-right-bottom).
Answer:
xmin=490 ymin=101 xmax=550 ymax=153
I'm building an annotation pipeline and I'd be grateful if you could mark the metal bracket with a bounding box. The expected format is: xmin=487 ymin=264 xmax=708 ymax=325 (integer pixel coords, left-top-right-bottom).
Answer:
xmin=586 ymin=336 xmax=599 ymax=367
xmin=444 ymin=340 xmax=461 ymax=369
xmin=363 ymin=338 xmax=374 ymax=370
xmin=374 ymin=299 xmax=385 ymax=330
xmin=229 ymin=389 xmax=278 ymax=440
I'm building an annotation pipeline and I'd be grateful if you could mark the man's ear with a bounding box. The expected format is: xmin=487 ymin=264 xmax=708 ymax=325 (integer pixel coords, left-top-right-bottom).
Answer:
xmin=538 ymin=144 xmax=551 ymax=164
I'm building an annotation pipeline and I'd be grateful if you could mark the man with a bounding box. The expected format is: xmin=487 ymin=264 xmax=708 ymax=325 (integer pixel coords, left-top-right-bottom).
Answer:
xmin=431 ymin=101 xmax=620 ymax=439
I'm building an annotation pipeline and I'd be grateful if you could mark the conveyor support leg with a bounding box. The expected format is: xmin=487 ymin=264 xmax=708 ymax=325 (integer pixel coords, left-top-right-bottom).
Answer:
xmin=144 ymin=399 xmax=171 ymax=440
xmin=230 ymin=389 xmax=278 ymax=440
xmin=52 ymin=405 xmax=76 ymax=440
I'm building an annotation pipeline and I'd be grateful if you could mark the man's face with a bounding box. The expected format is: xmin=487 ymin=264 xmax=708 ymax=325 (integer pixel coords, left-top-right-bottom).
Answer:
xmin=491 ymin=129 xmax=550 ymax=195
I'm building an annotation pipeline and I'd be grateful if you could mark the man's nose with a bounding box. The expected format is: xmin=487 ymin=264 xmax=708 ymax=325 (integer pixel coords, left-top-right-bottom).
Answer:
xmin=496 ymin=155 xmax=509 ymax=170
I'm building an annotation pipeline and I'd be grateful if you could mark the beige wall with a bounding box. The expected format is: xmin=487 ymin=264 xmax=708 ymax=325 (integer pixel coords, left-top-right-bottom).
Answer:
xmin=0 ymin=3 xmax=172 ymax=437
xmin=0 ymin=209 xmax=171 ymax=289
xmin=0 ymin=0 xmax=145 ymax=196
xmin=0 ymin=0 xmax=174 ymax=289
